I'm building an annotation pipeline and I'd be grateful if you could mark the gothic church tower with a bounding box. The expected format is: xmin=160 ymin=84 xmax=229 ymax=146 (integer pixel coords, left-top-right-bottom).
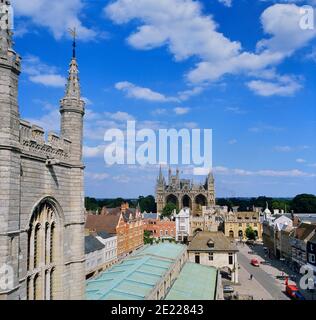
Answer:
xmin=0 ymin=1 xmax=85 ymax=300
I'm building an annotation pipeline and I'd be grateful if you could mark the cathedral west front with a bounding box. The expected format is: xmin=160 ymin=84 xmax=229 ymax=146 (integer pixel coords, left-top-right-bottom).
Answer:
xmin=156 ymin=167 xmax=216 ymax=216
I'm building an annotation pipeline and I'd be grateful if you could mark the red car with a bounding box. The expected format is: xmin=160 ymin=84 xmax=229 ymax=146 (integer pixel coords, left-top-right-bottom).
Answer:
xmin=286 ymin=284 xmax=299 ymax=299
xmin=251 ymin=259 xmax=260 ymax=267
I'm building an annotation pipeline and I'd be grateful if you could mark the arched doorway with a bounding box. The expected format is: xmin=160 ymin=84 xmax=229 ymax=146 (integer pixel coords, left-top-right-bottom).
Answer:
xmin=238 ymin=230 xmax=243 ymax=238
xmin=182 ymin=195 xmax=192 ymax=210
xmin=194 ymin=194 xmax=207 ymax=215
xmin=26 ymin=198 xmax=63 ymax=300
xmin=229 ymin=230 xmax=234 ymax=238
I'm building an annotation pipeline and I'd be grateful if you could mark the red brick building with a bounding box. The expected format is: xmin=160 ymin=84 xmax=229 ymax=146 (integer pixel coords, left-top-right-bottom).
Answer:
xmin=85 ymin=203 xmax=144 ymax=259
xmin=143 ymin=213 xmax=176 ymax=239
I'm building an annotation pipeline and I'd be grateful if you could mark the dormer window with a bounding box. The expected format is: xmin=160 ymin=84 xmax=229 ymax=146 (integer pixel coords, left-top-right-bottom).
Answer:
xmin=207 ymin=240 xmax=215 ymax=248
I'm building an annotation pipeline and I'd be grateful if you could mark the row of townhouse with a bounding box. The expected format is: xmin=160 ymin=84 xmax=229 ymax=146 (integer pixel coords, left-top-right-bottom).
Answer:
xmin=85 ymin=232 xmax=117 ymax=279
xmin=262 ymin=213 xmax=316 ymax=285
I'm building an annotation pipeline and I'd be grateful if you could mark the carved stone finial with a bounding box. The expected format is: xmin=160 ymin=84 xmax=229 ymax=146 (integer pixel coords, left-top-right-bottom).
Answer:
xmin=0 ymin=1 xmax=13 ymax=53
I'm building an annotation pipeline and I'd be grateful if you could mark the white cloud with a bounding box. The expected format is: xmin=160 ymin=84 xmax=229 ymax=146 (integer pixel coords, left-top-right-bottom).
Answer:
xmin=106 ymin=111 xmax=135 ymax=122
xmin=274 ymin=146 xmax=293 ymax=152
xmin=105 ymin=1 xmax=316 ymax=94
xmin=152 ymin=108 xmax=167 ymax=116
xmin=23 ymin=55 xmax=66 ymax=88
xmin=12 ymin=0 xmax=96 ymax=40
xmin=85 ymin=172 xmax=109 ymax=181
xmin=174 ymin=107 xmax=190 ymax=115
xmin=83 ymin=145 xmax=105 ymax=158
xmin=213 ymin=166 xmax=316 ymax=177
xmin=177 ymin=87 xmax=204 ymax=101
xmin=249 ymin=124 xmax=284 ymax=133
xmin=296 ymin=158 xmax=306 ymax=163
xmin=218 ymin=0 xmax=232 ymax=7
xmin=247 ymin=74 xmax=303 ymax=97
xmin=115 ymin=81 xmax=179 ymax=102
xmin=228 ymin=139 xmax=238 ymax=145
xmin=29 ymin=74 xmax=66 ymax=88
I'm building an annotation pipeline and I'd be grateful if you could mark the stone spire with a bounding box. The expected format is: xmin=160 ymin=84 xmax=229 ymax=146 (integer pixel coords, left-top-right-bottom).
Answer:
xmin=60 ymin=36 xmax=85 ymax=163
xmin=157 ymin=165 xmax=164 ymax=184
xmin=65 ymin=57 xmax=81 ymax=100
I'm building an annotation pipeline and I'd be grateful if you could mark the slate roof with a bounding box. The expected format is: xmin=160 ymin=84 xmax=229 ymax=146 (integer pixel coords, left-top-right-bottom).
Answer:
xmin=188 ymin=232 xmax=238 ymax=252
xmin=291 ymin=223 xmax=316 ymax=241
xmin=143 ymin=213 xmax=159 ymax=220
xmin=97 ymin=231 xmax=114 ymax=240
xmin=85 ymin=235 xmax=105 ymax=254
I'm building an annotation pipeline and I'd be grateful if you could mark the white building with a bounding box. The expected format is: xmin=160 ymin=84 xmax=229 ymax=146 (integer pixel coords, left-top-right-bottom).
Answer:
xmin=188 ymin=231 xmax=239 ymax=283
xmin=85 ymin=232 xmax=117 ymax=279
xmin=96 ymin=231 xmax=117 ymax=267
xmin=175 ymin=208 xmax=191 ymax=242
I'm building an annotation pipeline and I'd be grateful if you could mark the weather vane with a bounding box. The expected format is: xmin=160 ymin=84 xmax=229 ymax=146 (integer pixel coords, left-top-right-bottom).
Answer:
xmin=68 ymin=27 xmax=77 ymax=58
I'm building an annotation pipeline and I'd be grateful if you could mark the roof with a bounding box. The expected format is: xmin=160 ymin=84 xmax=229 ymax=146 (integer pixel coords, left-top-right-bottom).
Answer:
xmin=143 ymin=213 xmax=159 ymax=220
xmin=85 ymin=211 xmax=120 ymax=234
xmin=85 ymin=235 xmax=105 ymax=254
xmin=188 ymin=232 xmax=238 ymax=252
xmin=165 ymin=262 xmax=218 ymax=300
xmin=309 ymin=233 xmax=316 ymax=244
xmin=86 ymin=243 xmax=187 ymax=300
xmin=97 ymin=231 xmax=114 ymax=240
xmin=292 ymin=223 xmax=316 ymax=241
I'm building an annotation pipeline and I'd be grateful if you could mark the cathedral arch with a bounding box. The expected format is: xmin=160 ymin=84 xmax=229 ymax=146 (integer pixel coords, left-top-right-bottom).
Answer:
xmin=165 ymin=194 xmax=179 ymax=209
xmin=26 ymin=197 xmax=63 ymax=300
xmin=181 ymin=194 xmax=192 ymax=210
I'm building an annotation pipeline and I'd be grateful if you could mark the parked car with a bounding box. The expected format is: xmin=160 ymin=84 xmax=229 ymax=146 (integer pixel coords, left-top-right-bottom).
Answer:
xmin=251 ymin=259 xmax=260 ymax=267
xmin=294 ymin=291 xmax=305 ymax=301
xmin=285 ymin=284 xmax=305 ymax=300
xmin=286 ymin=284 xmax=298 ymax=299
xmin=223 ymin=285 xmax=235 ymax=294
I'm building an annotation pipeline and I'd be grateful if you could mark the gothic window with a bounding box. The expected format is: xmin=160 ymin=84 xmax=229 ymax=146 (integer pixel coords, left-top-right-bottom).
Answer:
xmin=34 ymin=273 xmax=40 ymax=300
xmin=27 ymin=199 xmax=62 ymax=300
xmin=34 ymin=224 xmax=41 ymax=269
xmin=50 ymin=223 xmax=56 ymax=263
xmin=50 ymin=268 xmax=55 ymax=300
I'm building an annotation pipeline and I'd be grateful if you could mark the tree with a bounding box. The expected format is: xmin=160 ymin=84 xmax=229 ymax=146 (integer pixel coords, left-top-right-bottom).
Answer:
xmin=245 ymin=226 xmax=256 ymax=240
xmin=138 ymin=195 xmax=156 ymax=213
xmin=292 ymin=194 xmax=316 ymax=213
xmin=144 ymin=230 xmax=153 ymax=245
xmin=162 ymin=202 xmax=177 ymax=218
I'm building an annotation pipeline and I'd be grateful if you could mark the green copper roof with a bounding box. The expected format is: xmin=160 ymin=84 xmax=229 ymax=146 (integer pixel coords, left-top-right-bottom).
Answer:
xmin=165 ymin=262 xmax=218 ymax=300
xmin=86 ymin=243 xmax=186 ymax=300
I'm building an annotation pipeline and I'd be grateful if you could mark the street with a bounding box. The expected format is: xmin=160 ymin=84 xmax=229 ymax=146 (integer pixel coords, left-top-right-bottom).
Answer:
xmin=224 ymin=242 xmax=291 ymax=300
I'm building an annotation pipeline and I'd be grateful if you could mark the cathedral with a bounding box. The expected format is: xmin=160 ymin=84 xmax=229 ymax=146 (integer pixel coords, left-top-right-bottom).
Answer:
xmin=156 ymin=167 xmax=216 ymax=216
xmin=0 ymin=1 xmax=85 ymax=299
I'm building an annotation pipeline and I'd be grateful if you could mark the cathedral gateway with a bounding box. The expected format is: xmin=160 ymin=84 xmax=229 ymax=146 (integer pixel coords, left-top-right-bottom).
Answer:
xmin=156 ymin=167 xmax=216 ymax=216
xmin=0 ymin=1 xmax=85 ymax=299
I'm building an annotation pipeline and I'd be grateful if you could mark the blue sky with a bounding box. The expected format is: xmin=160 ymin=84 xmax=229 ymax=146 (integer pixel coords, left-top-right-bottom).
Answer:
xmin=10 ymin=0 xmax=316 ymax=198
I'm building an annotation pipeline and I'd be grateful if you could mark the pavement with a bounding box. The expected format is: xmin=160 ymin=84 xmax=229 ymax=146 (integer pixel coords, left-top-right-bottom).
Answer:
xmin=246 ymin=242 xmax=316 ymax=300
xmin=226 ymin=260 xmax=273 ymax=300
xmin=237 ymin=244 xmax=289 ymax=300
